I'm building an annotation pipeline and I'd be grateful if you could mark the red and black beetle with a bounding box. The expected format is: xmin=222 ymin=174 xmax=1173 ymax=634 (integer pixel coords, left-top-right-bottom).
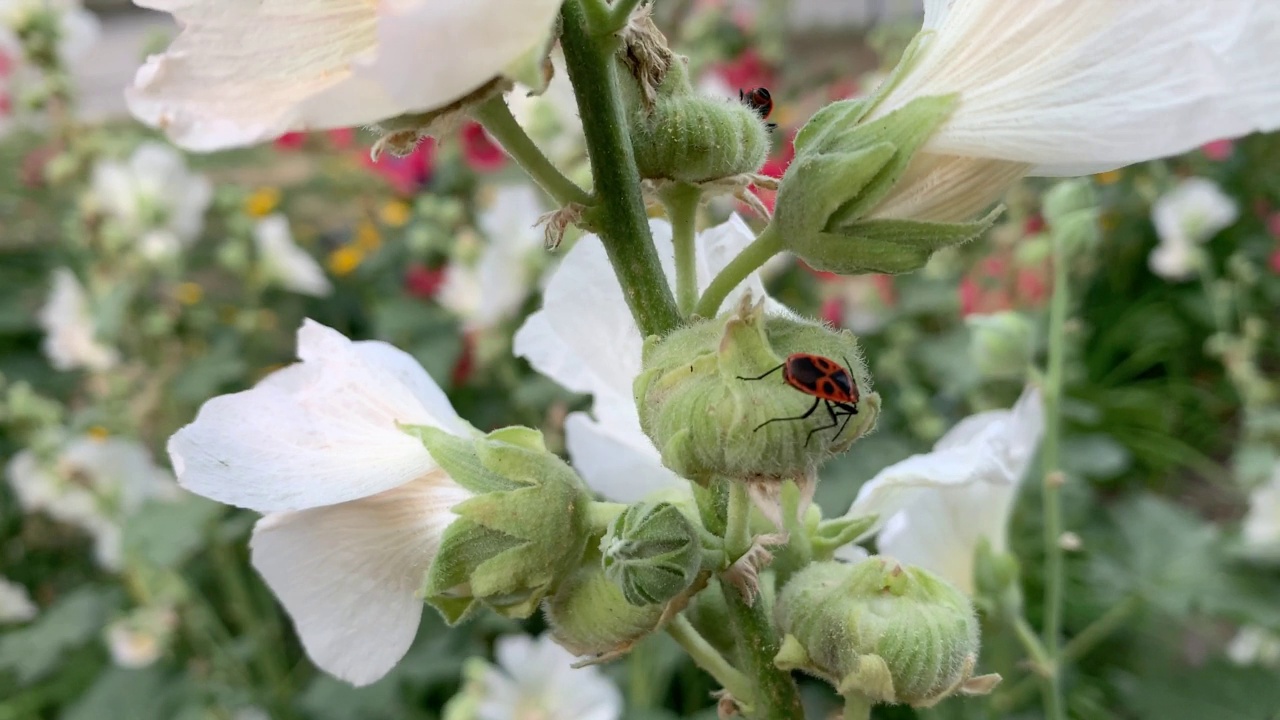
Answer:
xmin=738 ymin=353 xmax=860 ymax=446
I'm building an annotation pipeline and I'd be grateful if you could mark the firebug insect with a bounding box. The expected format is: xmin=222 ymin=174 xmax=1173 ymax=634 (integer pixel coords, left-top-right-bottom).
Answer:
xmin=739 ymin=87 xmax=777 ymax=131
xmin=738 ymin=353 xmax=860 ymax=446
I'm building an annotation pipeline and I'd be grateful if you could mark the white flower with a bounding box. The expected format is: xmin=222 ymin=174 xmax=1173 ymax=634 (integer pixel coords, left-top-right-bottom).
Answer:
xmin=475 ymin=633 xmax=622 ymax=720
xmin=127 ymin=0 xmax=564 ymax=151
xmin=89 ymin=142 xmax=213 ymax=259
xmin=105 ymin=606 xmax=177 ymax=668
xmin=438 ymin=185 xmax=545 ymax=332
xmin=514 ymin=215 xmax=776 ymax=502
xmin=1149 ymin=177 xmax=1240 ymax=281
xmin=0 ymin=576 xmax=37 ymax=624
xmin=1227 ymin=625 xmax=1280 ymax=667
xmin=864 ymin=0 xmax=1280 ymax=223
xmin=5 ymin=437 xmax=177 ymax=570
xmin=0 ymin=0 xmax=99 ymax=66
xmin=168 ymin=319 xmax=475 ymax=685
xmin=38 ymin=268 xmax=119 ymax=372
xmin=1241 ymin=463 xmax=1280 ymax=551
xmin=847 ymin=386 xmax=1044 ymax=594
xmin=253 ymin=214 xmax=332 ymax=297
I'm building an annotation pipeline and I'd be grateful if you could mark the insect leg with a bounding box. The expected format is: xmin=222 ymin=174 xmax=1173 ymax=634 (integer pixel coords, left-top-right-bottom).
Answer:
xmin=753 ymin=397 xmax=820 ymax=431
xmin=738 ymin=363 xmax=785 ymax=382
xmin=805 ymin=400 xmax=843 ymax=447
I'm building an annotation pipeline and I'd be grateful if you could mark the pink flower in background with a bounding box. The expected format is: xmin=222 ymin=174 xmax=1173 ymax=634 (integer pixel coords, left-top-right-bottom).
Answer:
xmin=461 ymin=123 xmax=506 ymax=172
xmin=405 ymin=264 xmax=446 ymax=299
xmin=1201 ymin=139 xmax=1235 ymax=161
xmin=715 ymin=48 xmax=776 ymax=93
xmin=365 ymin=139 xmax=436 ymax=196
xmin=274 ymin=133 xmax=307 ymax=151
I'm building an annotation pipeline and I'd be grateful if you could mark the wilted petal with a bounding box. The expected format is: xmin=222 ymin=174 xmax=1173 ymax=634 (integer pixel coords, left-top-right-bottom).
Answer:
xmin=169 ymin=319 xmax=468 ymax=513
xmin=253 ymin=215 xmax=332 ymax=297
xmin=849 ymin=387 xmax=1044 ymax=591
xmin=127 ymin=0 xmax=563 ymax=150
xmin=877 ymin=0 xmax=1280 ymax=174
xmin=251 ymin=474 xmax=470 ymax=686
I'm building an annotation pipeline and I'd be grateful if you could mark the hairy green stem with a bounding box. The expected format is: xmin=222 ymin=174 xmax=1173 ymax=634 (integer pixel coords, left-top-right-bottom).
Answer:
xmin=473 ymin=95 xmax=592 ymax=207
xmin=695 ymin=223 xmax=783 ymax=318
xmin=1012 ymin=616 xmax=1053 ymax=676
xmin=597 ymin=0 xmax=646 ymax=35
xmin=725 ymin=482 xmax=752 ymax=559
xmin=667 ymin=615 xmax=756 ymax=706
xmin=588 ymin=501 xmax=628 ymax=533
xmin=1040 ymin=222 xmax=1071 ymax=720
xmin=721 ymin=582 xmax=805 ymax=719
xmin=663 ymin=183 xmax=703 ymax=316
xmin=560 ymin=0 xmax=681 ymax=336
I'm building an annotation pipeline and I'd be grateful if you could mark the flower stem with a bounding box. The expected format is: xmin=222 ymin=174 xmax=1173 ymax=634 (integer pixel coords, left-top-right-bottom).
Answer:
xmin=725 ymin=482 xmax=752 ymax=559
xmin=662 ymin=183 xmax=702 ymax=316
xmin=842 ymin=692 xmax=873 ymax=720
xmin=694 ymin=223 xmax=782 ymax=318
xmin=667 ymin=615 xmax=756 ymax=706
xmin=473 ymin=95 xmax=592 ymax=207
xmin=604 ymin=0 xmax=646 ymax=35
xmin=560 ymin=0 xmax=681 ymax=337
xmin=1040 ymin=221 xmax=1071 ymax=720
xmin=720 ymin=581 xmax=805 ymax=719
xmin=587 ymin=501 xmax=628 ymax=533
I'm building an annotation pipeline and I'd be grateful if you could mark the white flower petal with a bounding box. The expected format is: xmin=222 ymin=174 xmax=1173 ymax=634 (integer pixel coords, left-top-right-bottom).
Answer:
xmin=563 ymin=412 xmax=682 ymax=503
xmin=870 ymin=154 xmax=1028 ymax=223
xmin=849 ymin=387 xmax=1044 ymax=591
xmin=877 ymin=0 xmax=1280 ymax=174
xmin=253 ymin=215 xmax=333 ymax=297
xmin=251 ymin=474 xmax=470 ymax=686
xmin=1242 ymin=464 xmax=1280 ymax=550
xmin=168 ymin=319 xmax=466 ymax=513
xmin=127 ymin=0 xmax=563 ymax=150
xmin=0 ymin=577 xmax=37 ymax=624
xmin=478 ymin=634 xmax=622 ymax=720
xmin=38 ymin=268 xmax=119 ymax=372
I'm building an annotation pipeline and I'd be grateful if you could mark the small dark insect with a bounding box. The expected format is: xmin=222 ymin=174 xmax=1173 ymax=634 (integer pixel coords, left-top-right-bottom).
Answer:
xmin=739 ymin=87 xmax=778 ymax=131
xmin=738 ymin=353 xmax=860 ymax=446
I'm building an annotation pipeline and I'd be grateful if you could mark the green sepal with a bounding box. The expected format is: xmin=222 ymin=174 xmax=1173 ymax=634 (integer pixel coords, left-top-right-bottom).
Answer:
xmin=406 ymin=425 xmax=520 ymax=495
xmin=423 ymin=521 xmax=522 ymax=624
xmin=792 ymin=99 xmax=870 ymax=158
xmin=774 ymin=145 xmax=898 ymax=244
xmin=798 ymin=207 xmax=1001 ymax=275
xmin=810 ymin=513 xmax=879 ymax=561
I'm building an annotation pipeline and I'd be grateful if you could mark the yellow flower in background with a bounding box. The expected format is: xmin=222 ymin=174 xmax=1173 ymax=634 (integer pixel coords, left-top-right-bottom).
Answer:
xmin=88 ymin=426 xmax=110 ymax=441
xmin=245 ymin=187 xmax=281 ymax=218
xmin=379 ymin=201 xmax=412 ymax=228
xmin=355 ymin=222 xmax=383 ymax=252
xmin=175 ymin=282 xmax=204 ymax=305
xmin=1093 ymin=170 xmax=1122 ymax=186
xmin=328 ymin=246 xmax=365 ymax=277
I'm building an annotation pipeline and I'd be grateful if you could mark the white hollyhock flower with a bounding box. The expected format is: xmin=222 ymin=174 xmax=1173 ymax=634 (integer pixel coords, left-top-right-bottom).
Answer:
xmin=0 ymin=576 xmax=37 ymax=624
xmin=475 ymin=633 xmax=622 ymax=720
xmin=38 ymin=268 xmax=119 ymax=372
xmin=168 ymin=319 xmax=475 ymax=685
xmin=1148 ymin=177 xmax=1240 ymax=281
xmin=438 ymin=185 xmax=545 ymax=332
xmin=105 ymin=606 xmax=177 ymax=668
xmin=1227 ymin=625 xmax=1280 ymax=667
xmin=5 ymin=437 xmax=177 ymax=570
xmin=864 ymin=0 xmax=1280 ymax=223
xmin=1241 ymin=463 xmax=1280 ymax=551
xmin=514 ymin=215 xmax=777 ymax=502
xmin=127 ymin=0 xmax=564 ymax=151
xmin=846 ymin=387 xmax=1044 ymax=594
xmin=89 ymin=142 xmax=213 ymax=260
xmin=253 ymin=214 xmax=332 ymax=297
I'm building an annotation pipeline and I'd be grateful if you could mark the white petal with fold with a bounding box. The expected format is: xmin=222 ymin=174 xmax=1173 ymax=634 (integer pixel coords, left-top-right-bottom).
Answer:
xmin=251 ymin=474 xmax=470 ymax=686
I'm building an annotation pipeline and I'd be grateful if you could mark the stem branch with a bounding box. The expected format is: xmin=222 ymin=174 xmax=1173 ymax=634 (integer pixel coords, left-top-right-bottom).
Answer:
xmin=695 ymin=224 xmax=783 ymax=318
xmin=667 ymin=615 xmax=755 ymax=706
xmin=721 ymin=580 xmax=805 ymax=719
xmin=663 ymin=183 xmax=702 ymax=316
xmin=560 ymin=0 xmax=681 ymax=336
xmin=473 ymin=95 xmax=592 ymax=207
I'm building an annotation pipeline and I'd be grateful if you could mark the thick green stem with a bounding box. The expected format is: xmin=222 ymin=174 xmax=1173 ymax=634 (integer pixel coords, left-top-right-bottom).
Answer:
xmin=721 ymin=582 xmax=805 ymax=719
xmin=473 ymin=95 xmax=592 ymax=207
xmin=560 ymin=0 xmax=681 ymax=336
xmin=842 ymin=692 xmax=874 ymax=720
xmin=1040 ymin=224 xmax=1070 ymax=720
xmin=667 ymin=615 xmax=756 ymax=706
xmin=662 ymin=183 xmax=702 ymax=316
xmin=695 ymin=224 xmax=783 ymax=318
xmin=725 ymin=482 xmax=752 ymax=559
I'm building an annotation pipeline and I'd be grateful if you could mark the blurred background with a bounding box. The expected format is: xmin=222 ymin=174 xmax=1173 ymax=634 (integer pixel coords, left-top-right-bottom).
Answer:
xmin=3 ymin=1 xmax=1279 ymax=719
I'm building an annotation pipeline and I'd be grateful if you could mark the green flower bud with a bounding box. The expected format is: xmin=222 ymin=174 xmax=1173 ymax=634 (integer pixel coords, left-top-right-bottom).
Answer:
xmin=966 ymin=311 xmax=1035 ymax=382
xmin=623 ymin=57 xmax=770 ymax=184
xmin=412 ymin=426 xmax=592 ymax=624
xmin=634 ymin=298 xmax=880 ymax=484
xmin=775 ymin=558 xmax=998 ymax=708
xmin=601 ymin=502 xmax=706 ymax=606
xmin=545 ymin=547 xmax=707 ymax=661
xmin=1043 ymin=179 xmax=1101 ymax=256
xmin=973 ymin=539 xmax=1023 ymax=619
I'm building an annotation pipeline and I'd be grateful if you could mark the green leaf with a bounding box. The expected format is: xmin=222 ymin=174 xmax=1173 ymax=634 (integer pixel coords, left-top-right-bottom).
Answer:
xmin=123 ymin=495 xmax=224 ymax=568
xmin=0 ymin=587 xmax=120 ymax=684
xmin=60 ymin=668 xmax=175 ymax=720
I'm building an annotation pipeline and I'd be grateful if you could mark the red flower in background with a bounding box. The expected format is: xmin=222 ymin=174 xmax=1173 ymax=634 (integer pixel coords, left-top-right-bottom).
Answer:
xmin=451 ymin=334 xmax=476 ymax=387
xmin=274 ymin=132 xmax=307 ymax=150
xmin=1201 ymin=139 xmax=1234 ymax=161
xmin=461 ymin=123 xmax=506 ymax=171
xmin=365 ymin=139 xmax=436 ymax=196
xmin=715 ymin=48 xmax=776 ymax=92
xmin=404 ymin=263 xmax=446 ymax=299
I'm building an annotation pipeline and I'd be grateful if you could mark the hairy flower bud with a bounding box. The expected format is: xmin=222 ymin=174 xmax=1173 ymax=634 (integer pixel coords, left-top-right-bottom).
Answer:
xmin=634 ymin=298 xmax=880 ymax=484
xmin=601 ymin=502 xmax=706 ymax=606
xmin=622 ymin=55 xmax=770 ymax=184
xmin=546 ymin=547 xmax=707 ymax=662
xmin=411 ymin=426 xmax=592 ymax=623
xmin=966 ymin=312 xmax=1035 ymax=381
xmin=775 ymin=558 xmax=998 ymax=707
